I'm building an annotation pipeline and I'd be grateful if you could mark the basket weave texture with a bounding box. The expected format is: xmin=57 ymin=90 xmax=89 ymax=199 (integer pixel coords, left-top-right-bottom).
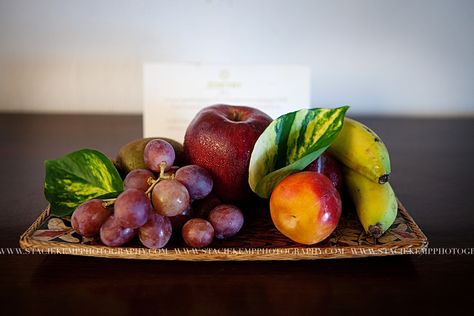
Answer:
xmin=19 ymin=199 xmax=428 ymax=261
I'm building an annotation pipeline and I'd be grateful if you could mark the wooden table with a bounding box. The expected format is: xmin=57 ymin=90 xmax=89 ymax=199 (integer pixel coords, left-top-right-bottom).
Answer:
xmin=0 ymin=114 xmax=473 ymax=315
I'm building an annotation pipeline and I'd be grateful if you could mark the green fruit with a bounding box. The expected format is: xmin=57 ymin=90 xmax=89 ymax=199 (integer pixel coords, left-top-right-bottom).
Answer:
xmin=115 ymin=137 xmax=185 ymax=174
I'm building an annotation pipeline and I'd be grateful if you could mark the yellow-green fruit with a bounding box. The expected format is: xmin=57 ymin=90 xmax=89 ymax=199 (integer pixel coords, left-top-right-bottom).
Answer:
xmin=115 ymin=137 xmax=185 ymax=174
xmin=328 ymin=117 xmax=391 ymax=184
xmin=344 ymin=167 xmax=397 ymax=238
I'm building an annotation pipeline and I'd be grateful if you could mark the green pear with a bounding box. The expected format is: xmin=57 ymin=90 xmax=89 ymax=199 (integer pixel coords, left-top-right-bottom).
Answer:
xmin=115 ymin=137 xmax=185 ymax=174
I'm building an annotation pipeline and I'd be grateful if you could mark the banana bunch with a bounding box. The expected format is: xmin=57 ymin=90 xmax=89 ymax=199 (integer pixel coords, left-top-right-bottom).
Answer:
xmin=328 ymin=118 xmax=397 ymax=238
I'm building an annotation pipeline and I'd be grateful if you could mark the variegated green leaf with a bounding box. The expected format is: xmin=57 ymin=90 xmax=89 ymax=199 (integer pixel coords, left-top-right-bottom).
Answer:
xmin=44 ymin=149 xmax=124 ymax=217
xmin=248 ymin=106 xmax=349 ymax=198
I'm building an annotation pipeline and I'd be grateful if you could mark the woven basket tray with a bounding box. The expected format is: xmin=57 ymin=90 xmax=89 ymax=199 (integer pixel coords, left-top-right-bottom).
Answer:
xmin=19 ymin=198 xmax=427 ymax=261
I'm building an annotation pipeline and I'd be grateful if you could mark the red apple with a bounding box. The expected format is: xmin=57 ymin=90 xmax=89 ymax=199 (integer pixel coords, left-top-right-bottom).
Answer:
xmin=184 ymin=104 xmax=272 ymax=203
xmin=304 ymin=152 xmax=343 ymax=193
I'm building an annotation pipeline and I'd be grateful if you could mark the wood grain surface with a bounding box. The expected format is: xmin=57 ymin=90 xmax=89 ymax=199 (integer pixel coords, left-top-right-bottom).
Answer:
xmin=1 ymin=114 xmax=473 ymax=315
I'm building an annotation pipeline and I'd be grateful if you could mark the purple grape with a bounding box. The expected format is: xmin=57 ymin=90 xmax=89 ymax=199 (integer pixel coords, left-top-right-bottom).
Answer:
xmin=192 ymin=193 xmax=221 ymax=219
xmin=151 ymin=179 xmax=190 ymax=217
xmin=139 ymin=213 xmax=172 ymax=249
xmin=114 ymin=189 xmax=152 ymax=229
xmin=144 ymin=139 xmax=175 ymax=172
xmin=168 ymin=205 xmax=193 ymax=232
xmin=100 ymin=215 xmax=136 ymax=247
xmin=208 ymin=204 xmax=244 ymax=239
xmin=123 ymin=168 xmax=155 ymax=192
xmin=182 ymin=218 xmax=214 ymax=248
xmin=175 ymin=165 xmax=213 ymax=200
xmin=71 ymin=199 xmax=111 ymax=237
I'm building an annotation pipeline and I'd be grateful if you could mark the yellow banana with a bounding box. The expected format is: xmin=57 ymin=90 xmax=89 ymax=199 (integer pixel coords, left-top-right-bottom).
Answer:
xmin=344 ymin=167 xmax=398 ymax=238
xmin=328 ymin=117 xmax=391 ymax=184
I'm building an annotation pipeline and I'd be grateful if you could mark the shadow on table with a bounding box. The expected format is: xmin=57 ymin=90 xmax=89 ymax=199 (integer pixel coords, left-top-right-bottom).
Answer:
xmin=20 ymin=255 xmax=421 ymax=315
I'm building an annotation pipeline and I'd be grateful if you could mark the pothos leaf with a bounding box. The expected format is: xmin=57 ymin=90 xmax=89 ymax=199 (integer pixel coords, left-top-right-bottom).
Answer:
xmin=44 ymin=149 xmax=124 ymax=217
xmin=248 ymin=106 xmax=349 ymax=198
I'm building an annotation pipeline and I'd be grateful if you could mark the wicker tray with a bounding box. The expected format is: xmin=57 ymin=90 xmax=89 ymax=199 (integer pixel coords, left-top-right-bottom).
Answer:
xmin=19 ymin=199 xmax=427 ymax=261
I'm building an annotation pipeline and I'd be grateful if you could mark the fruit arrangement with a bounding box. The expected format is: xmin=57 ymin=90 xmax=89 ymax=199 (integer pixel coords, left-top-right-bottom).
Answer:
xmin=43 ymin=104 xmax=398 ymax=250
xmin=73 ymin=139 xmax=246 ymax=248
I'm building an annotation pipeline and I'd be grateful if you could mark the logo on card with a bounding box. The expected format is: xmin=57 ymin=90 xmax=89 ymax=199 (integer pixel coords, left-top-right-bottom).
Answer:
xmin=219 ymin=69 xmax=230 ymax=80
xmin=208 ymin=69 xmax=241 ymax=89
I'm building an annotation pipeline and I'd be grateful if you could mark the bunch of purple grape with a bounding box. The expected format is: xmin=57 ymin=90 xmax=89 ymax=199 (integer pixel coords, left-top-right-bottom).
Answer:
xmin=71 ymin=139 xmax=244 ymax=249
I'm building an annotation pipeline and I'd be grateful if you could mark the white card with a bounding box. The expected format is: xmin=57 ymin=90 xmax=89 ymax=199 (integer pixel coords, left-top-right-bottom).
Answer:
xmin=143 ymin=63 xmax=310 ymax=142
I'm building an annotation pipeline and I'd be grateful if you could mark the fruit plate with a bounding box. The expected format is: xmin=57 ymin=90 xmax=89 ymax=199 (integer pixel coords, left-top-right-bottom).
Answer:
xmin=19 ymin=199 xmax=428 ymax=261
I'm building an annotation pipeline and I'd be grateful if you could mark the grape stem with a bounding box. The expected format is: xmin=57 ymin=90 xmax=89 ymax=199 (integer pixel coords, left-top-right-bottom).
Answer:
xmin=144 ymin=161 xmax=175 ymax=196
xmin=102 ymin=199 xmax=116 ymax=207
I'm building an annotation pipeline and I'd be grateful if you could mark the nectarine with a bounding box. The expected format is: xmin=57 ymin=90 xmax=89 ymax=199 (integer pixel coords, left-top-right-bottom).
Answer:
xmin=269 ymin=171 xmax=342 ymax=245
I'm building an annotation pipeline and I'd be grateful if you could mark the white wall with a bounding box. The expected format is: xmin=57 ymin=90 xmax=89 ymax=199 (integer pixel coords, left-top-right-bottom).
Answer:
xmin=0 ymin=0 xmax=473 ymax=115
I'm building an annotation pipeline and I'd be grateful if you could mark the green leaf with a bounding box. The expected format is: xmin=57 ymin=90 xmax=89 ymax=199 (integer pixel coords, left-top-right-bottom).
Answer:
xmin=44 ymin=149 xmax=124 ymax=216
xmin=248 ymin=106 xmax=349 ymax=198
